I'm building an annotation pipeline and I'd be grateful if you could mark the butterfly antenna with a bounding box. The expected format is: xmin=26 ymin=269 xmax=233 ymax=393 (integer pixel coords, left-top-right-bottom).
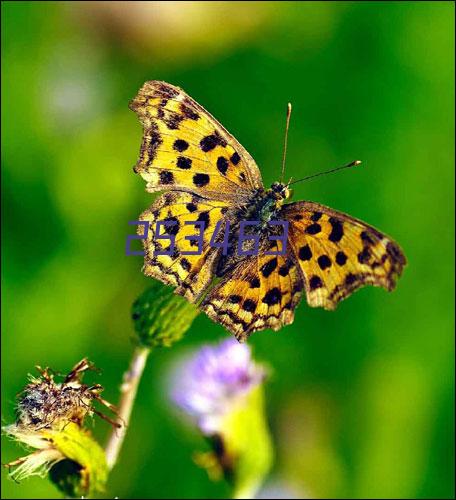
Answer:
xmin=280 ymin=103 xmax=292 ymax=183
xmin=289 ymin=160 xmax=362 ymax=185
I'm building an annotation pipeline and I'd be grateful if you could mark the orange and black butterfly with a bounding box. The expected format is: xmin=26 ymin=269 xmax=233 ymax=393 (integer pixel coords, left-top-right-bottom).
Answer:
xmin=130 ymin=81 xmax=406 ymax=341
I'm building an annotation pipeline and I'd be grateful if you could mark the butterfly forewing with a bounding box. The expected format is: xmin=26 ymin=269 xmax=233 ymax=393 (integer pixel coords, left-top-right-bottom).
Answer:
xmin=281 ymin=201 xmax=406 ymax=310
xmin=130 ymin=81 xmax=263 ymax=202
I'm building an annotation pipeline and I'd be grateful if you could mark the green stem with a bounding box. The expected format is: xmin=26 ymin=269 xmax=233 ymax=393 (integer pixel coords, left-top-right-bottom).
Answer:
xmin=104 ymin=346 xmax=151 ymax=470
xmin=105 ymin=283 xmax=197 ymax=471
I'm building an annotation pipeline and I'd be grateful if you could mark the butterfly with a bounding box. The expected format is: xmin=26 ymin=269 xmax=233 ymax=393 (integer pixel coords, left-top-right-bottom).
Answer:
xmin=129 ymin=81 xmax=406 ymax=341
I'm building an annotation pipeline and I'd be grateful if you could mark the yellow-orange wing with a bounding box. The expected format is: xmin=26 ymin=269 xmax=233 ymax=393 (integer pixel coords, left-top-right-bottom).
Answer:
xmin=201 ymin=239 xmax=304 ymax=341
xmin=282 ymin=201 xmax=406 ymax=310
xmin=139 ymin=191 xmax=230 ymax=302
xmin=130 ymin=81 xmax=263 ymax=202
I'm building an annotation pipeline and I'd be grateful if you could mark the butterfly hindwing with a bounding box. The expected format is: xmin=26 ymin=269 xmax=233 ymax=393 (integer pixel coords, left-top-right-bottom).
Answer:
xmin=139 ymin=191 xmax=230 ymax=302
xmin=201 ymin=239 xmax=304 ymax=341
xmin=281 ymin=201 xmax=406 ymax=310
xmin=130 ymin=81 xmax=263 ymax=202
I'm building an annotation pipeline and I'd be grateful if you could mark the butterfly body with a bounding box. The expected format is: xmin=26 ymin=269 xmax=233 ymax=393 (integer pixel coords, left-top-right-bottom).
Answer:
xmin=130 ymin=81 xmax=406 ymax=341
xmin=255 ymin=183 xmax=290 ymax=226
xmin=213 ymin=188 xmax=287 ymax=279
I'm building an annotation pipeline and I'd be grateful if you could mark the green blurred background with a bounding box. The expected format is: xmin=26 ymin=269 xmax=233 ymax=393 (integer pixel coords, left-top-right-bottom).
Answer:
xmin=1 ymin=1 xmax=454 ymax=498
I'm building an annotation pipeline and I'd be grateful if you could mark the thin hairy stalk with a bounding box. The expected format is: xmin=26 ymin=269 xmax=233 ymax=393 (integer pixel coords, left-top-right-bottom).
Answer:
xmin=105 ymin=346 xmax=150 ymax=470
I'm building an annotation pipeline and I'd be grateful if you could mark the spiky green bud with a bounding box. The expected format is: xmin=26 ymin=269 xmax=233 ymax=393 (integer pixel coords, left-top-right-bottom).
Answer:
xmin=132 ymin=282 xmax=199 ymax=348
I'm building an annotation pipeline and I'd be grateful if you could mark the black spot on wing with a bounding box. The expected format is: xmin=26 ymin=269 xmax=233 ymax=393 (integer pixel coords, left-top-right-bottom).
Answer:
xmin=318 ymin=255 xmax=332 ymax=270
xmin=328 ymin=217 xmax=344 ymax=242
xmin=217 ymin=156 xmax=229 ymax=175
xmin=177 ymin=156 xmax=192 ymax=169
xmin=173 ymin=139 xmax=189 ymax=152
xmin=193 ymin=173 xmax=210 ymax=187
xmin=200 ymin=135 xmax=218 ymax=152
xmin=163 ymin=216 xmax=180 ymax=235
xmin=261 ymin=258 xmax=278 ymax=278
xmin=142 ymin=125 xmax=163 ymax=167
xmin=196 ymin=211 xmax=210 ymax=229
xmin=199 ymin=131 xmax=227 ymax=152
xmin=159 ymin=171 xmax=174 ymax=184
xmin=170 ymin=247 xmax=180 ymax=260
xmin=231 ymin=152 xmax=241 ymax=165
xmin=262 ymin=287 xmax=282 ymax=306
xmin=345 ymin=273 xmax=357 ymax=285
xmin=249 ymin=277 xmax=261 ymax=288
xmin=361 ymin=231 xmax=375 ymax=245
xmin=279 ymin=260 xmax=293 ymax=277
xmin=305 ymin=223 xmax=321 ymax=235
xmin=386 ymin=241 xmax=406 ymax=265
xmin=309 ymin=275 xmax=323 ymax=290
xmin=299 ymin=244 xmax=312 ymax=261
xmin=357 ymin=247 xmax=371 ymax=264
xmin=180 ymin=258 xmax=191 ymax=271
xmin=335 ymin=251 xmax=347 ymax=266
xmin=154 ymin=83 xmax=179 ymax=99
xmin=163 ymin=112 xmax=183 ymax=130
xmin=229 ymin=295 xmax=242 ymax=304
xmin=243 ymin=299 xmax=257 ymax=312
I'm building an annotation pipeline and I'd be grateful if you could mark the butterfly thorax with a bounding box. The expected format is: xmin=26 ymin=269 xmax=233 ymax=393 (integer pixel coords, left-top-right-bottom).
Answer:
xmin=253 ymin=182 xmax=290 ymax=227
xmin=215 ymin=183 xmax=290 ymax=277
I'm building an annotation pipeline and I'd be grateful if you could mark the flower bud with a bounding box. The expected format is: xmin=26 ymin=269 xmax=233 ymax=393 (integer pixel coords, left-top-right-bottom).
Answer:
xmin=131 ymin=281 xmax=199 ymax=348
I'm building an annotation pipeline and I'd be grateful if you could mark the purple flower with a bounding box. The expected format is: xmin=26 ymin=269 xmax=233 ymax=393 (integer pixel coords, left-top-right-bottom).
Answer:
xmin=171 ymin=339 xmax=265 ymax=434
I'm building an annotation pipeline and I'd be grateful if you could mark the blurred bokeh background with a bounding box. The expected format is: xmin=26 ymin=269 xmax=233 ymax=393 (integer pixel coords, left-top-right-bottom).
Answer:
xmin=1 ymin=1 xmax=454 ymax=498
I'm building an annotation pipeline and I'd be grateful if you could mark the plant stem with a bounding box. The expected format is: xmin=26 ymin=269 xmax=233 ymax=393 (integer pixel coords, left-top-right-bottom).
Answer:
xmin=105 ymin=346 xmax=150 ymax=470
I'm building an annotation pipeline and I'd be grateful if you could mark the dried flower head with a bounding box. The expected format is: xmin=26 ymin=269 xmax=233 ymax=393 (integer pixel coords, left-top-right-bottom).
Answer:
xmin=16 ymin=358 xmax=118 ymax=430
xmin=3 ymin=359 xmax=117 ymax=496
